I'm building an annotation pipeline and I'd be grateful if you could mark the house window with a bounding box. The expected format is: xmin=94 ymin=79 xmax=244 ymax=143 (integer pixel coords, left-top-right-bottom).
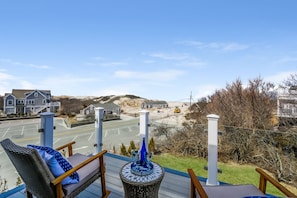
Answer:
xmin=8 ymin=100 xmax=13 ymax=105
xmin=284 ymin=104 xmax=290 ymax=109
xmin=34 ymin=92 xmax=38 ymax=97
xmin=17 ymin=100 xmax=24 ymax=104
xmin=42 ymin=99 xmax=46 ymax=104
xmin=27 ymin=99 xmax=35 ymax=105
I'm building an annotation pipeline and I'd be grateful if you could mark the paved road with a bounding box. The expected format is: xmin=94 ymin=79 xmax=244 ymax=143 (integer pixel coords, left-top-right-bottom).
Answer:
xmin=0 ymin=116 xmax=153 ymax=190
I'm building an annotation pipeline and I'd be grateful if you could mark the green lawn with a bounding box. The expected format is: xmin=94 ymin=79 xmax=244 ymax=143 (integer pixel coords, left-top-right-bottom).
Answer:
xmin=152 ymin=153 xmax=291 ymax=197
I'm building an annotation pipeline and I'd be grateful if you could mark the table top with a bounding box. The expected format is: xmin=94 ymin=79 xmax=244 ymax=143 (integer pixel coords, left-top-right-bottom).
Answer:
xmin=120 ymin=162 xmax=164 ymax=183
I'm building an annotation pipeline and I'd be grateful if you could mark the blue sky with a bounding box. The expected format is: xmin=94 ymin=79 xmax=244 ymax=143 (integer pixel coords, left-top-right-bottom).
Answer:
xmin=0 ymin=1 xmax=296 ymax=101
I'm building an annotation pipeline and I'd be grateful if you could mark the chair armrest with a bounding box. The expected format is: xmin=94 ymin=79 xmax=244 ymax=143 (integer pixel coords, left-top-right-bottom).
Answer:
xmin=188 ymin=169 xmax=208 ymax=198
xmin=51 ymin=149 xmax=107 ymax=186
xmin=256 ymin=168 xmax=296 ymax=197
xmin=55 ymin=141 xmax=76 ymax=156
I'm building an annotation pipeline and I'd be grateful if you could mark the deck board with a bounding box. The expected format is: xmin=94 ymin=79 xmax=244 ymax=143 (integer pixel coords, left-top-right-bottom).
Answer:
xmin=2 ymin=153 xmax=191 ymax=198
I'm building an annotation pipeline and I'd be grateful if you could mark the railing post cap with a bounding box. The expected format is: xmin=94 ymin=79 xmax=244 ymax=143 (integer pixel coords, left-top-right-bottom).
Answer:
xmin=139 ymin=110 xmax=149 ymax=114
xmin=207 ymin=114 xmax=220 ymax=119
xmin=40 ymin=112 xmax=55 ymax=116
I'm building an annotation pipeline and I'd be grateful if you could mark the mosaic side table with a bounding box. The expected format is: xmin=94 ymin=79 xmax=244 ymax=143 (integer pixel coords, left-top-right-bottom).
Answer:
xmin=120 ymin=162 xmax=164 ymax=198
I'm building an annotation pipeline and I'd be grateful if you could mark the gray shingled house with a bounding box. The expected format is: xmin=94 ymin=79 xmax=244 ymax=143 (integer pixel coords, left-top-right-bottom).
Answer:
xmin=3 ymin=89 xmax=60 ymax=115
xmin=80 ymin=103 xmax=121 ymax=120
xmin=141 ymin=100 xmax=168 ymax=109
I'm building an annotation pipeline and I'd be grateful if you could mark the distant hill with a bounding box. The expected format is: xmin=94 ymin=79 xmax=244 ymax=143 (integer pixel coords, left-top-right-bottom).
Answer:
xmin=53 ymin=94 xmax=143 ymax=102
xmin=54 ymin=94 xmax=146 ymax=116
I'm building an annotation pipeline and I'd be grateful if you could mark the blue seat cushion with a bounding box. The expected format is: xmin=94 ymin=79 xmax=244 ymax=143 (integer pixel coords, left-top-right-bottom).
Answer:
xmin=27 ymin=144 xmax=79 ymax=185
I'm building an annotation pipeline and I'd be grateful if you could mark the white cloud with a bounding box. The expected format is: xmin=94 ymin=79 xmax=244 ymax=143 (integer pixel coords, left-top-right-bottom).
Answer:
xmin=19 ymin=80 xmax=36 ymax=89
xmin=143 ymin=60 xmax=156 ymax=64
xmin=220 ymin=43 xmax=249 ymax=51
xmin=0 ymin=72 xmax=16 ymax=94
xmin=42 ymin=75 xmax=99 ymax=86
xmin=30 ymin=75 xmax=103 ymax=96
xmin=179 ymin=40 xmax=249 ymax=52
xmin=176 ymin=60 xmax=206 ymax=68
xmin=28 ymin=64 xmax=50 ymax=69
xmin=276 ymin=56 xmax=297 ymax=64
xmin=0 ymin=59 xmax=18 ymax=64
xmin=148 ymin=53 xmax=189 ymax=60
xmin=0 ymin=59 xmax=51 ymax=69
xmin=114 ymin=69 xmax=185 ymax=81
xmin=194 ymin=84 xmax=222 ymax=99
xmin=98 ymin=89 xmax=130 ymax=96
xmin=93 ymin=87 xmax=134 ymax=97
xmin=99 ymin=62 xmax=127 ymax=67
xmin=84 ymin=62 xmax=97 ymax=66
xmin=0 ymin=72 xmax=14 ymax=80
xmin=92 ymin=56 xmax=104 ymax=60
xmin=87 ymin=56 xmax=127 ymax=67
xmin=264 ymin=71 xmax=297 ymax=85
xmin=89 ymin=82 xmax=145 ymax=97
xmin=145 ymin=52 xmax=207 ymax=68
xmin=179 ymin=40 xmax=204 ymax=46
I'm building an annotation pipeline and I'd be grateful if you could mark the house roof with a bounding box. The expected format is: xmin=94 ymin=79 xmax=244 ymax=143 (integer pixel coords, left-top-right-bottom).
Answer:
xmin=11 ymin=89 xmax=51 ymax=98
xmin=289 ymin=86 xmax=297 ymax=90
xmin=142 ymin=100 xmax=168 ymax=105
xmin=92 ymin=103 xmax=120 ymax=110
xmin=4 ymin=93 xmax=15 ymax=98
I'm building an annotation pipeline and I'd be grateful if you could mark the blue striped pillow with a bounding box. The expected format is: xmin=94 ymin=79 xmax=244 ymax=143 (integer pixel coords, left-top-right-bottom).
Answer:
xmin=27 ymin=145 xmax=79 ymax=183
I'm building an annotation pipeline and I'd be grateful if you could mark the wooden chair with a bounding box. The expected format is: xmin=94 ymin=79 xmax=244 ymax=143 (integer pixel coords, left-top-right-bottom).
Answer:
xmin=1 ymin=138 xmax=111 ymax=198
xmin=188 ymin=168 xmax=296 ymax=198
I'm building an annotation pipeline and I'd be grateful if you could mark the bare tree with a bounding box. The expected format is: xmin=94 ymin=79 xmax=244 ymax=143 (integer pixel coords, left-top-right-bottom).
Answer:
xmin=251 ymin=130 xmax=297 ymax=184
xmin=279 ymin=73 xmax=297 ymax=90
xmin=206 ymin=77 xmax=275 ymax=130
xmin=157 ymin=121 xmax=208 ymax=157
xmin=152 ymin=123 xmax=173 ymax=139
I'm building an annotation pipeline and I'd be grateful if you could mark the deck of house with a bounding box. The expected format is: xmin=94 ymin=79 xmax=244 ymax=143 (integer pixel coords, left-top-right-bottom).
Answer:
xmin=1 ymin=152 xmax=195 ymax=198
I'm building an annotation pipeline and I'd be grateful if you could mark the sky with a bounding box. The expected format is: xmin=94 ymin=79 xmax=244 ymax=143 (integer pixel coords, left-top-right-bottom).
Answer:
xmin=0 ymin=1 xmax=297 ymax=101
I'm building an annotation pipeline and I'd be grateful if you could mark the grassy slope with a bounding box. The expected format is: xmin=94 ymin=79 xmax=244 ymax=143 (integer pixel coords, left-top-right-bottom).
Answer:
xmin=152 ymin=153 xmax=296 ymax=197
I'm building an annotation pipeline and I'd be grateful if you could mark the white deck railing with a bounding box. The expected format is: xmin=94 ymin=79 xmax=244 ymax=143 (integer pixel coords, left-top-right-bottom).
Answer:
xmin=39 ymin=109 xmax=220 ymax=186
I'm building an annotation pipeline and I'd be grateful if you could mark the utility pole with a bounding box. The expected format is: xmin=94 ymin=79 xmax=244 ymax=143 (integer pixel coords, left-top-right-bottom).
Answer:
xmin=190 ymin=91 xmax=193 ymax=107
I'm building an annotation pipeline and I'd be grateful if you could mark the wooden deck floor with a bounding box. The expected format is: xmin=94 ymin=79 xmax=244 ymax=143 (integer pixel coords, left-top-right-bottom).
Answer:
xmin=1 ymin=153 xmax=192 ymax=198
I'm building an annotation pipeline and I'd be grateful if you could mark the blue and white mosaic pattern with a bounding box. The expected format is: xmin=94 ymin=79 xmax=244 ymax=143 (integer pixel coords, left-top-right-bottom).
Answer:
xmin=121 ymin=162 xmax=163 ymax=183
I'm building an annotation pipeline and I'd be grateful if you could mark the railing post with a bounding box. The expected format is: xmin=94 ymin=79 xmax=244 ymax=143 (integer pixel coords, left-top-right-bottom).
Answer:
xmin=206 ymin=114 xmax=220 ymax=186
xmin=94 ymin=107 xmax=104 ymax=153
xmin=139 ymin=110 xmax=149 ymax=150
xmin=39 ymin=112 xmax=55 ymax=147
